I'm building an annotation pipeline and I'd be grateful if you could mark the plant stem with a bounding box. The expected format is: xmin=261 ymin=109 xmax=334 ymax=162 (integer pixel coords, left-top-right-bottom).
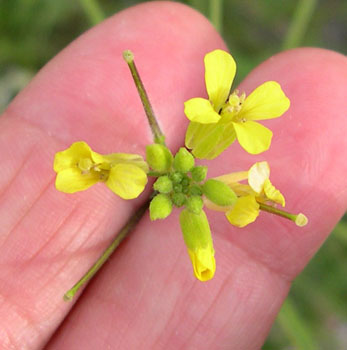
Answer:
xmin=282 ymin=0 xmax=318 ymax=50
xmin=209 ymin=0 xmax=223 ymax=33
xmin=123 ymin=50 xmax=165 ymax=145
xmin=259 ymin=203 xmax=307 ymax=226
xmin=64 ymin=200 xmax=149 ymax=301
xmin=79 ymin=0 xmax=105 ymax=26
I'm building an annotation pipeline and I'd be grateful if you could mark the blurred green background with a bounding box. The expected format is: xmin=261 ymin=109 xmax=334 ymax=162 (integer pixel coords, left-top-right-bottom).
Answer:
xmin=0 ymin=0 xmax=346 ymax=348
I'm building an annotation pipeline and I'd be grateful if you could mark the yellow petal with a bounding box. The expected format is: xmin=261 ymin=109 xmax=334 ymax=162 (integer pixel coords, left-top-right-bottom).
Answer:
xmin=106 ymin=163 xmax=147 ymax=199
xmin=263 ymin=179 xmax=285 ymax=206
xmin=91 ymin=152 xmax=149 ymax=173
xmin=54 ymin=141 xmax=92 ymax=172
xmin=55 ymin=168 xmax=99 ymax=193
xmin=185 ymin=121 xmax=236 ymax=160
xmin=226 ymin=195 xmax=260 ymax=227
xmin=103 ymin=153 xmax=149 ymax=173
xmin=248 ymin=161 xmax=270 ymax=193
xmin=214 ymin=171 xmax=249 ymax=185
xmin=205 ymin=49 xmax=236 ymax=112
xmin=233 ymin=120 xmax=272 ymax=154
xmin=187 ymin=247 xmax=216 ymax=281
xmin=184 ymin=98 xmax=221 ymax=124
xmin=239 ymin=81 xmax=290 ymax=121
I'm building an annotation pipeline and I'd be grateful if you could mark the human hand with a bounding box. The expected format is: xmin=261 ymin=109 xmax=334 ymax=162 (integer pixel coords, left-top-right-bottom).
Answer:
xmin=0 ymin=2 xmax=346 ymax=349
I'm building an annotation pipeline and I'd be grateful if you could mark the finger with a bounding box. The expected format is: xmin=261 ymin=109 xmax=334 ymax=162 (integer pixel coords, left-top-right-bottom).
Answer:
xmin=0 ymin=2 xmax=225 ymax=349
xmin=47 ymin=47 xmax=347 ymax=350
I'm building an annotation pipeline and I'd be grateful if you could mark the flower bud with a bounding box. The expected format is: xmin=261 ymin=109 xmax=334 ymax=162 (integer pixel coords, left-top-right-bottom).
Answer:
xmin=170 ymin=171 xmax=183 ymax=184
xmin=186 ymin=195 xmax=204 ymax=214
xmin=189 ymin=184 xmax=203 ymax=196
xmin=179 ymin=209 xmax=215 ymax=281
xmin=202 ymin=179 xmax=237 ymax=206
xmin=172 ymin=192 xmax=186 ymax=207
xmin=153 ymin=175 xmax=173 ymax=194
xmin=149 ymin=194 xmax=172 ymax=220
xmin=191 ymin=166 xmax=207 ymax=182
xmin=173 ymin=147 xmax=195 ymax=173
xmin=146 ymin=144 xmax=173 ymax=172
xmin=173 ymin=184 xmax=183 ymax=193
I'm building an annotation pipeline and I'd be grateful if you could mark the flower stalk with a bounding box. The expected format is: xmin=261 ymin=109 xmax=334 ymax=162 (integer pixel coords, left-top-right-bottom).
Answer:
xmin=64 ymin=200 xmax=149 ymax=301
xmin=123 ymin=50 xmax=165 ymax=145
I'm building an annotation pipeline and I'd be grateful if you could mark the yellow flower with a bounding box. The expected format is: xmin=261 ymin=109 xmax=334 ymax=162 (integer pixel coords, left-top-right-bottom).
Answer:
xmin=184 ymin=49 xmax=290 ymax=159
xmin=54 ymin=141 xmax=148 ymax=199
xmin=205 ymin=161 xmax=285 ymax=227
xmin=179 ymin=209 xmax=216 ymax=281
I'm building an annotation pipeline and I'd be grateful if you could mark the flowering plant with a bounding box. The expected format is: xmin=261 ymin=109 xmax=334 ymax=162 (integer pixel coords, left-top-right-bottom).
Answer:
xmin=54 ymin=49 xmax=307 ymax=300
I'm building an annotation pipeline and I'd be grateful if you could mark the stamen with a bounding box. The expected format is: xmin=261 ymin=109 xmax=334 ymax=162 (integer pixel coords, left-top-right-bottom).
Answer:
xmin=78 ymin=158 xmax=93 ymax=173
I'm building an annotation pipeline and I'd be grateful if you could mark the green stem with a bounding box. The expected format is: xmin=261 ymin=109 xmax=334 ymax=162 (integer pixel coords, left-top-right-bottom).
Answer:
xmin=209 ymin=0 xmax=223 ymax=33
xmin=123 ymin=50 xmax=165 ymax=145
xmin=64 ymin=200 xmax=149 ymax=301
xmin=259 ymin=203 xmax=307 ymax=226
xmin=79 ymin=0 xmax=105 ymax=26
xmin=282 ymin=0 xmax=318 ymax=50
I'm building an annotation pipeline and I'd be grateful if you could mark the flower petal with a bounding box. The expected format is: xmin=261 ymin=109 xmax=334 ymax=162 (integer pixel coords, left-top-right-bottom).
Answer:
xmin=187 ymin=247 xmax=216 ymax=282
xmin=239 ymin=81 xmax=290 ymax=121
xmin=263 ymin=179 xmax=285 ymax=206
xmin=106 ymin=163 xmax=147 ymax=199
xmin=91 ymin=152 xmax=149 ymax=173
xmin=54 ymin=141 xmax=92 ymax=172
xmin=233 ymin=120 xmax=272 ymax=154
xmin=185 ymin=121 xmax=236 ymax=160
xmin=248 ymin=161 xmax=270 ymax=193
xmin=55 ymin=168 xmax=99 ymax=193
xmin=226 ymin=195 xmax=260 ymax=228
xmin=214 ymin=171 xmax=249 ymax=185
xmin=205 ymin=49 xmax=236 ymax=112
xmin=184 ymin=98 xmax=221 ymax=124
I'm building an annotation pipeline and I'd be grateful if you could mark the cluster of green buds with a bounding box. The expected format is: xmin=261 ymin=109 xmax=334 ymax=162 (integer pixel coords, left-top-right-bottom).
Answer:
xmin=147 ymin=143 xmax=237 ymax=281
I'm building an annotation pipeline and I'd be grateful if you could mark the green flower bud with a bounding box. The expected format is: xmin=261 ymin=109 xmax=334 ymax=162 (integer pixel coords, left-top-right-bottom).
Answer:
xmin=173 ymin=147 xmax=195 ymax=173
xmin=146 ymin=144 xmax=173 ymax=172
xmin=153 ymin=175 xmax=173 ymax=194
xmin=173 ymin=183 xmax=183 ymax=193
xmin=179 ymin=209 xmax=215 ymax=281
xmin=179 ymin=209 xmax=212 ymax=251
xmin=186 ymin=195 xmax=204 ymax=214
xmin=149 ymin=194 xmax=172 ymax=220
xmin=181 ymin=177 xmax=190 ymax=187
xmin=202 ymin=179 xmax=237 ymax=206
xmin=189 ymin=184 xmax=203 ymax=196
xmin=172 ymin=192 xmax=186 ymax=207
xmin=191 ymin=166 xmax=208 ymax=182
xmin=170 ymin=171 xmax=183 ymax=184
